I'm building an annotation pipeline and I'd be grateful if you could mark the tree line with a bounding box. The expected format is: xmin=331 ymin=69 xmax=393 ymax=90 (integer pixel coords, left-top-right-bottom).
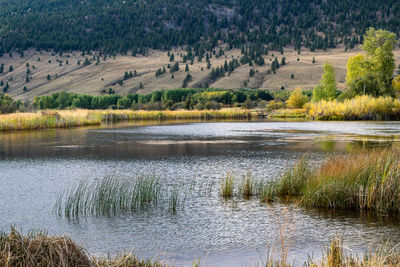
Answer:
xmin=31 ymin=89 xmax=294 ymax=111
xmin=0 ymin=0 xmax=399 ymax=55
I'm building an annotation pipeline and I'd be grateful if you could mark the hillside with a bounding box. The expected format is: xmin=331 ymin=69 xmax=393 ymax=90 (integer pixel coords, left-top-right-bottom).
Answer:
xmin=2 ymin=46 xmax=400 ymax=101
xmin=0 ymin=0 xmax=399 ymax=54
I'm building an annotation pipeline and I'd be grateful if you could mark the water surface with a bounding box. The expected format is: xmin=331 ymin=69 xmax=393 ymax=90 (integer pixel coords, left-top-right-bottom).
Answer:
xmin=1 ymin=120 xmax=400 ymax=266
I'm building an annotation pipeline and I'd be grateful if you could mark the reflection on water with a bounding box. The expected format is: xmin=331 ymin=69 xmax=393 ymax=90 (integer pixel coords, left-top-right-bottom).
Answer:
xmin=1 ymin=120 xmax=400 ymax=266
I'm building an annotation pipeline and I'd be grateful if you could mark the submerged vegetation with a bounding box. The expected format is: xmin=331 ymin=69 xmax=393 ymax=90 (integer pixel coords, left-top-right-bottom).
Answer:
xmin=54 ymin=175 xmax=187 ymax=218
xmin=264 ymin=146 xmax=400 ymax=214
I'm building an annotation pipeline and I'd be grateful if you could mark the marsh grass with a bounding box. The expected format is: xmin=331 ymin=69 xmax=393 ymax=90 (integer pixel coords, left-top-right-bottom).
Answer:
xmin=221 ymin=173 xmax=234 ymax=198
xmin=0 ymin=226 xmax=165 ymax=267
xmin=99 ymin=108 xmax=253 ymax=122
xmin=0 ymin=226 xmax=92 ymax=267
xmin=168 ymin=185 xmax=184 ymax=214
xmin=308 ymin=95 xmax=400 ymax=120
xmin=268 ymin=108 xmax=308 ymax=119
xmin=221 ymin=173 xmax=265 ymax=199
xmin=237 ymin=173 xmax=265 ymax=199
xmin=0 ymin=108 xmax=253 ymax=131
xmin=263 ymin=146 xmax=400 ymax=215
xmin=0 ymin=110 xmax=102 ymax=131
xmin=55 ymin=175 xmax=171 ymax=218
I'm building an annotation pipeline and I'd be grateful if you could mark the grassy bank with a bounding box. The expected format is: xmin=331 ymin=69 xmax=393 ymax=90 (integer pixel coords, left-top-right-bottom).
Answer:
xmin=308 ymin=95 xmax=400 ymax=120
xmin=0 ymin=110 xmax=102 ymax=131
xmin=264 ymin=146 xmax=400 ymax=214
xmin=0 ymin=108 xmax=253 ymax=131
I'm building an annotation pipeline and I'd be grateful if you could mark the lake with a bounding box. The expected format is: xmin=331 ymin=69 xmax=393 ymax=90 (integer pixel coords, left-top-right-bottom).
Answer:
xmin=1 ymin=120 xmax=400 ymax=266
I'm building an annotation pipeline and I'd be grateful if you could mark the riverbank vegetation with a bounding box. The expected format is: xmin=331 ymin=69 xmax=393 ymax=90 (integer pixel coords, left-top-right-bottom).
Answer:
xmin=263 ymin=146 xmax=400 ymax=215
xmin=31 ymin=88 xmax=279 ymax=111
xmin=281 ymin=28 xmax=400 ymax=121
xmin=0 ymin=109 xmax=253 ymax=131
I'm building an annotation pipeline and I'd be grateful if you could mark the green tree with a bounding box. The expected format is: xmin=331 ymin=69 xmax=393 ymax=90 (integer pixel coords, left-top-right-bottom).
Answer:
xmin=312 ymin=85 xmax=325 ymax=102
xmin=362 ymin=28 xmax=396 ymax=96
xmin=346 ymin=54 xmax=367 ymax=85
xmin=319 ymin=62 xmax=337 ymax=100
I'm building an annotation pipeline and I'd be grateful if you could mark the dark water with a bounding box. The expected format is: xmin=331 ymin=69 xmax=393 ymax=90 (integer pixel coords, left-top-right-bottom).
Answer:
xmin=1 ymin=120 xmax=400 ymax=266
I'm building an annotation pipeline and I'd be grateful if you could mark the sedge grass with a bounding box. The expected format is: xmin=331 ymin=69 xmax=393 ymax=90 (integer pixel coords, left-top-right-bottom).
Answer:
xmin=263 ymin=146 xmax=400 ymax=215
xmin=220 ymin=173 xmax=234 ymax=198
xmin=55 ymin=175 xmax=163 ymax=218
xmin=55 ymin=175 xmax=190 ymax=218
xmin=221 ymin=173 xmax=265 ymax=199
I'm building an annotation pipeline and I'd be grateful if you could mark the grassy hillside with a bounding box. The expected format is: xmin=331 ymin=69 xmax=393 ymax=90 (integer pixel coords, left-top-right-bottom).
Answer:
xmin=2 ymin=46 xmax=400 ymax=101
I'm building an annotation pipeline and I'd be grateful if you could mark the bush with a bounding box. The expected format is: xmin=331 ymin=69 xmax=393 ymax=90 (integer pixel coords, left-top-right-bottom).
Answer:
xmin=204 ymin=100 xmax=221 ymax=110
xmin=286 ymin=88 xmax=308 ymax=108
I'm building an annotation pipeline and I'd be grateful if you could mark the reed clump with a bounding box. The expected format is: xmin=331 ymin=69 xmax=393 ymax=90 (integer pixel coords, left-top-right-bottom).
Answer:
xmin=55 ymin=175 xmax=189 ymax=218
xmin=221 ymin=173 xmax=234 ymax=198
xmin=221 ymin=173 xmax=265 ymax=199
xmin=0 ymin=226 xmax=91 ymax=267
xmin=0 ymin=226 xmax=165 ymax=267
xmin=263 ymin=146 xmax=400 ymax=215
xmin=308 ymin=95 xmax=400 ymax=120
xmin=55 ymin=175 xmax=163 ymax=218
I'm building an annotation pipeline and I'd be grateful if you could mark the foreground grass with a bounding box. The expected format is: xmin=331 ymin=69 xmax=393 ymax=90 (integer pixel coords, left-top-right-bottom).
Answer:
xmin=0 ymin=226 xmax=164 ymax=267
xmin=1 ymin=227 xmax=400 ymax=267
xmin=264 ymin=146 xmax=400 ymax=214
xmin=0 ymin=108 xmax=253 ymax=131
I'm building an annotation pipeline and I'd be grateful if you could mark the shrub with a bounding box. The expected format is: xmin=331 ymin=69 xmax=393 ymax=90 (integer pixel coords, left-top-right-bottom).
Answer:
xmin=286 ymin=88 xmax=308 ymax=108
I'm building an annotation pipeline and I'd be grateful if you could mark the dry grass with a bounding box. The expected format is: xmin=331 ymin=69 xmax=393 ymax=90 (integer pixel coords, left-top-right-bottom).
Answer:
xmin=308 ymin=95 xmax=400 ymax=120
xmin=0 ymin=226 xmax=165 ymax=267
xmin=4 ymin=46 xmax=400 ymax=101
xmin=0 ymin=108 xmax=253 ymax=131
xmin=0 ymin=110 xmax=102 ymax=131
xmin=1 ymin=226 xmax=400 ymax=266
xmin=268 ymin=108 xmax=308 ymax=119
xmin=0 ymin=226 xmax=91 ymax=267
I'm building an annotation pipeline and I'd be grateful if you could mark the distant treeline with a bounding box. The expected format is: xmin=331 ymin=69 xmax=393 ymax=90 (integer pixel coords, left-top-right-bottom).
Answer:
xmin=1 ymin=0 xmax=399 ymax=55
xmin=32 ymin=89 xmax=296 ymax=111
